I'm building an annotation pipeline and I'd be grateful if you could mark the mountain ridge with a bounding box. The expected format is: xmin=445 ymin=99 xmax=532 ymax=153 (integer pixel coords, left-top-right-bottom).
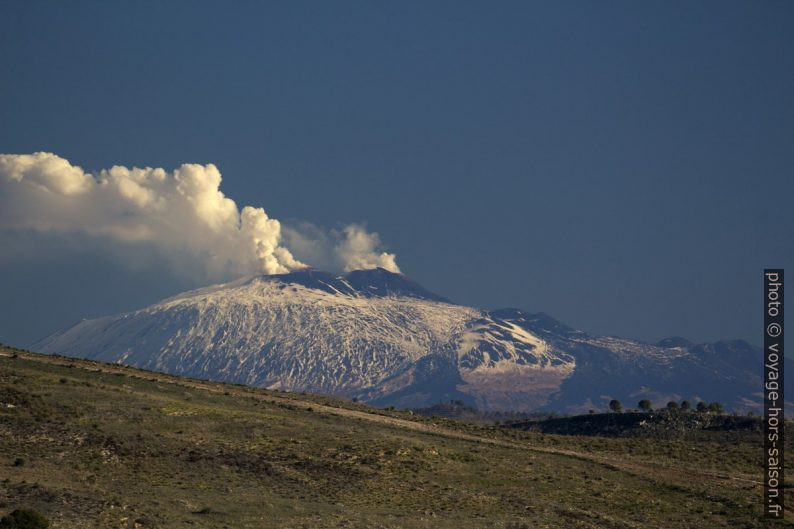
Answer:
xmin=34 ymin=268 xmax=783 ymax=413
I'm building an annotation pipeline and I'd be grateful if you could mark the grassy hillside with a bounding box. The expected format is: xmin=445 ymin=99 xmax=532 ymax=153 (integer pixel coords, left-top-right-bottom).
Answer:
xmin=0 ymin=346 xmax=790 ymax=528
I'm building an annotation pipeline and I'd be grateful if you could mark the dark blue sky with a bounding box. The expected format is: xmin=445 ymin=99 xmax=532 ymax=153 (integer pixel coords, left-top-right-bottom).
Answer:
xmin=1 ymin=1 xmax=792 ymax=347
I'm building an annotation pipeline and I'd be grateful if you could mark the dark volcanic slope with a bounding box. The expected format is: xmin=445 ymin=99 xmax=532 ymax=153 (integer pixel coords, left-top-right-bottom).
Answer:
xmin=259 ymin=268 xmax=449 ymax=302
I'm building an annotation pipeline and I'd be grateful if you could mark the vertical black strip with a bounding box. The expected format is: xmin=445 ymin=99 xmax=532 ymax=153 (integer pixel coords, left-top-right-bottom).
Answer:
xmin=765 ymin=269 xmax=784 ymax=519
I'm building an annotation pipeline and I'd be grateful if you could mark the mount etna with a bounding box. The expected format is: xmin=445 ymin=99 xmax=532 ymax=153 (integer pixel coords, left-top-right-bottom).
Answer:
xmin=35 ymin=268 xmax=782 ymax=413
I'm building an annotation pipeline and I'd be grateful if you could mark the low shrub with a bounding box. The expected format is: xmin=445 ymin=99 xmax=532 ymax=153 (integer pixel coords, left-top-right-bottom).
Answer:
xmin=0 ymin=508 xmax=49 ymax=529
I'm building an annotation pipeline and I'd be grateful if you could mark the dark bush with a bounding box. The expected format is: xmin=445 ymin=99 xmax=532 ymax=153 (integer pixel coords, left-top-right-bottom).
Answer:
xmin=0 ymin=508 xmax=49 ymax=528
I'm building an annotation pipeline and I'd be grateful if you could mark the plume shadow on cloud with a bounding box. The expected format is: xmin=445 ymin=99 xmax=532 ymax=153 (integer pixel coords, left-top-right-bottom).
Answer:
xmin=0 ymin=152 xmax=400 ymax=282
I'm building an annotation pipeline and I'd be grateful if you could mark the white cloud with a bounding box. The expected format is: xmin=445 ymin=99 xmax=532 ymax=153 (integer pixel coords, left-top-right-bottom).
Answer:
xmin=0 ymin=152 xmax=303 ymax=279
xmin=335 ymin=224 xmax=400 ymax=273
xmin=281 ymin=222 xmax=400 ymax=274
xmin=0 ymin=152 xmax=400 ymax=282
xmin=0 ymin=152 xmax=94 ymax=196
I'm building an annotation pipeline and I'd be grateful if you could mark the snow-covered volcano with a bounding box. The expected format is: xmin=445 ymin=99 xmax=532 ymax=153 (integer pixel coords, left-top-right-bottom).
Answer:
xmin=35 ymin=268 xmax=778 ymax=412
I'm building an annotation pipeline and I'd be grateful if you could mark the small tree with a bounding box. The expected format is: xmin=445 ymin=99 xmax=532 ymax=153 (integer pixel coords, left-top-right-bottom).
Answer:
xmin=680 ymin=400 xmax=691 ymax=412
xmin=609 ymin=399 xmax=622 ymax=413
xmin=638 ymin=399 xmax=652 ymax=412
xmin=708 ymin=402 xmax=724 ymax=414
xmin=666 ymin=401 xmax=679 ymax=411
xmin=696 ymin=401 xmax=708 ymax=413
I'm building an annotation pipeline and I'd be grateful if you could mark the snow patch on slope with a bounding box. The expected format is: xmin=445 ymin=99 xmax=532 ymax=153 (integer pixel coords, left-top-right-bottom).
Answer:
xmin=37 ymin=276 xmax=484 ymax=395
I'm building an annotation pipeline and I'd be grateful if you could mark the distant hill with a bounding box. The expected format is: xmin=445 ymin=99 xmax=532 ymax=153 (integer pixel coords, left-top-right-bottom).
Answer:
xmin=507 ymin=411 xmax=763 ymax=438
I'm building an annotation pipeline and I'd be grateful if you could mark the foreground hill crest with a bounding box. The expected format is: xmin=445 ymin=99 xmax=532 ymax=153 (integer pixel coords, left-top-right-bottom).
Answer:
xmin=36 ymin=268 xmax=776 ymax=412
